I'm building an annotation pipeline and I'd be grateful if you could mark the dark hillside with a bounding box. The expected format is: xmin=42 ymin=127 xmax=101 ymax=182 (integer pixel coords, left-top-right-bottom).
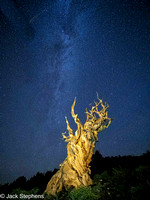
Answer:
xmin=0 ymin=151 xmax=149 ymax=199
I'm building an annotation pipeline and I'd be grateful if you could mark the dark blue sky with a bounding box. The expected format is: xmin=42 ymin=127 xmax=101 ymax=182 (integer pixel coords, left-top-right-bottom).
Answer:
xmin=0 ymin=0 xmax=150 ymax=184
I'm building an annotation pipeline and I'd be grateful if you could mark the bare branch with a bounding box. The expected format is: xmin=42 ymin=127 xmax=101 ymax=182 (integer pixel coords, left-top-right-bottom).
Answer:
xmin=71 ymin=97 xmax=83 ymax=128
xmin=65 ymin=116 xmax=73 ymax=136
xmin=85 ymin=108 xmax=89 ymax=122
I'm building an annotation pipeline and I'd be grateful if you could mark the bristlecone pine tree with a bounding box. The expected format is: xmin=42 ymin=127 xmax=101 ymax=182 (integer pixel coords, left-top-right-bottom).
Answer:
xmin=45 ymin=94 xmax=112 ymax=195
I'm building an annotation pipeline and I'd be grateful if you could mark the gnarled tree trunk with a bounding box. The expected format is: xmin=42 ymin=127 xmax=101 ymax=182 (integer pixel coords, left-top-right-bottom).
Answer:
xmin=45 ymin=95 xmax=112 ymax=195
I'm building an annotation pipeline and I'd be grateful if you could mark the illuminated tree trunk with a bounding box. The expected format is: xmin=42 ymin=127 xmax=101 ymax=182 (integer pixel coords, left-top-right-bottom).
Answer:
xmin=45 ymin=94 xmax=112 ymax=195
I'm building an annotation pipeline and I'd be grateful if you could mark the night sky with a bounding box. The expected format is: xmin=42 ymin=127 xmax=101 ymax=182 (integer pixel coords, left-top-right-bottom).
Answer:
xmin=0 ymin=0 xmax=150 ymax=184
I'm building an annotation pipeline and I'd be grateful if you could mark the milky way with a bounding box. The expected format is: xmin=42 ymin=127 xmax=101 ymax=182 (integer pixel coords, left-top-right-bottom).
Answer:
xmin=0 ymin=0 xmax=150 ymax=184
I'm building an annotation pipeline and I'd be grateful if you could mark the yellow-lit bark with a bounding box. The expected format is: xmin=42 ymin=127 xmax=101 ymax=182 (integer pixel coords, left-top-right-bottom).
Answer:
xmin=45 ymin=95 xmax=112 ymax=195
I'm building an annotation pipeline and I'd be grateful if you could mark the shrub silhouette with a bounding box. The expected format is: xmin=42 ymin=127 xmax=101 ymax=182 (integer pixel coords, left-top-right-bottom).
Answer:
xmin=0 ymin=151 xmax=150 ymax=199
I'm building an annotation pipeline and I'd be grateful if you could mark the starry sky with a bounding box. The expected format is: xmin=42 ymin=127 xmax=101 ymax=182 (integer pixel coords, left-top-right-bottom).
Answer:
xmin=0 ymin=0 xmax=150 ymax=184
